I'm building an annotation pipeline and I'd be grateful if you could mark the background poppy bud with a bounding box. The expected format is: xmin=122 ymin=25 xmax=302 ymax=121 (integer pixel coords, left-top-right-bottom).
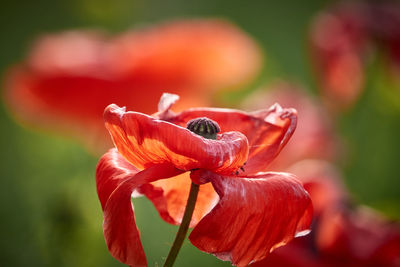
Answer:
xmin=186 ymin=117 xmax=220 ymax=140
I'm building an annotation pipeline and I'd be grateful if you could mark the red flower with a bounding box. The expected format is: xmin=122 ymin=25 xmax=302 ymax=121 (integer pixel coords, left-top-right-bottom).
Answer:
xmin=310 ymin=1 xmax=400 ymax=110
xmin=96 ymin=93 xmax=313 ymax=267
xmin=242 ymin=84 xmax=344 ymax=217
xmin=242 ymin=85 xmax=400 ymax=266
xmin=4 ymin=19 xmax=261 ymax=152
xmin=317 ymin=206 xmax=400 ymax=266
xmin=309 ymin=3 xmax=367 ymax=109
xmin=241 ymin=82 xmax=339 ymax=169
xmin=253 ymin=160 xmax=400 ymax=267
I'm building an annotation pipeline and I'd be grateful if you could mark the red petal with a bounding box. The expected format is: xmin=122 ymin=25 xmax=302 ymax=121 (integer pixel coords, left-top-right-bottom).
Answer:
xmin=157 ymin=93 xmax=180 ymax=114
xmin=241 ymin=83 xmax=339 ymax=169
xmin=96 ymin=149 xmax=183 ymax=266
xmin=108 ymin=19 xmax=262 ymax=90
xmin=139 ymin=172 xmax=218 ymax=227
xmin=189 ymin=171 xmax=313 ymax=267
xmin=104 ymin=104 xmax=249 ymax=174
xmin=252 ymin=236 xmax=323 ymax=267
xmin=164 ymin=104 xmax=296 ymax=174
xmin=286 ymin=160 xmax=348 ymax=216
xmin=96 ymin=148 xmax=140 ymax=210
xmin=4 ymin=20 xmax=261 ymax=152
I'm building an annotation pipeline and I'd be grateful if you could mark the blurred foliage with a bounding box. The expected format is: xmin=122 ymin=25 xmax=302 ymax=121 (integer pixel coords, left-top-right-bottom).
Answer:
xmin=1 ymin=0 xmax=399 ymax=266
xmin=339 ymin=55 xmax=400 ymax=220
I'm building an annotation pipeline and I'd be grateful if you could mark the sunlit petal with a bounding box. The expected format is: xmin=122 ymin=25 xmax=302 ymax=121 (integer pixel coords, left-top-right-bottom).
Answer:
xmin=165 ymin=104 xmax=296 ymax=173
xmin=189 ymin=171 xmax=313 ymax=267
xmin=96 ymin=149 xmax=183 ymax=266
xmin=139 ymin=172 xmax=218 ymax=227
xmin=104 ymin=104 xmax=249 ymax=174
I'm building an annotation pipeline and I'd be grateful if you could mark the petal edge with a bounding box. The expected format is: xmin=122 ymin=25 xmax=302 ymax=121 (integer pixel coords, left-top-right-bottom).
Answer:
xmin=104 ymin=104 xmax=249 ymax=174
xmin=96 ymin=149 xmax=183 ymax=266
xmin=189 ymin=171 xmax=313 ymax=267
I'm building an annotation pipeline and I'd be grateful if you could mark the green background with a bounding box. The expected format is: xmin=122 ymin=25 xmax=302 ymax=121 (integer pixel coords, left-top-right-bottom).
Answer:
xmin=1 ymin=0 xmax=399 ymax=266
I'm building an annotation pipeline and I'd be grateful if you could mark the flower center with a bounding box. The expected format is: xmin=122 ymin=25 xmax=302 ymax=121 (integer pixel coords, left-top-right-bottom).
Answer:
xmin=186 ymin=117 xmax=220 ymax=140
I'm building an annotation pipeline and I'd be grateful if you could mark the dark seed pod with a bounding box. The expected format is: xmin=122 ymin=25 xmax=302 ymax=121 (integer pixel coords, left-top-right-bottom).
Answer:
xmin=186 ymin=117 xmax=220 ymax=140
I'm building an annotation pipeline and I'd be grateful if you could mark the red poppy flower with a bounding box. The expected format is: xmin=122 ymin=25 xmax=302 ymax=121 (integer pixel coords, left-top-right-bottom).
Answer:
xmin=242 ymin=86 xmax=400 ymax=266
xmin=317 ymin=206 xmax=400 ymax=266
xmin=96 ymin=93 xmax=313 ymax=267
xmin=310 ymin=1 xmax=400 ymax=110
xmin=309 ymin=3 xmax=367 ymax=109
xmin=4 ymin=19 xmax=261 ymax=152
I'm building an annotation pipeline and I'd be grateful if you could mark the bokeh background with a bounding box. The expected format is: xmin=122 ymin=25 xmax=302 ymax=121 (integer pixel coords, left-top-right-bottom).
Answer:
xmin=1 ymin=0 xmax=399 ymax=266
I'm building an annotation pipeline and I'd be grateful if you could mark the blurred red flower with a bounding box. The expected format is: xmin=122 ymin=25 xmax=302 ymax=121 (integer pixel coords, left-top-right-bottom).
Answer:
xmin=4 ymin=19 xmax=262 ymax=152
xmin=310 ymin=1 xmax=400 ymax=109
xmin=241 ymin=82 xmax=339 ymax=169
xmin=317 ymin=205 xmax=400 ymax=266
xmin=243 ymin=85 xmax=400 ymax=266
xmin=96 ymin=93 xmax=313 ymax=267
xmin=255 ymin=160 xmax=400 ymax=267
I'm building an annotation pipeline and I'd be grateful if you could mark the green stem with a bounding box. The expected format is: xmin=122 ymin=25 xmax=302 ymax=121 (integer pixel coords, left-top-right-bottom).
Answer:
xmin=163 ymin=182 xmax=199 ymax=267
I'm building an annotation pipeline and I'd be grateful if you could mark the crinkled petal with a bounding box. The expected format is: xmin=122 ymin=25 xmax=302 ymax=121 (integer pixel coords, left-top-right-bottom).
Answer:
xmin=163 ymin=104 xmax=296 ymax=174
xmin=96 ymin=148 xmax=140 ymax=210
xmin=257 ymin=206 xmax=400 ymax=267
xmin=139 ymin=172 xmax=218 ymax=227
xmin=157 ymin=93 xmax=180 ymax=114
xmin=96 ymin=149 xmax=183 ymax=266
xmin=241 ymin=83 xmax=339 ymax=169
xmin=104 ymin=104 xmax=249 ymax=174
xmin=189 ymin=171 xmax=313 ymax=267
